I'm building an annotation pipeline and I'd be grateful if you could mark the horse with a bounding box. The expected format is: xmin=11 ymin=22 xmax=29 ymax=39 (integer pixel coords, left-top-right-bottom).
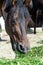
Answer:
xmin=0 ymin=0 xmax=4 ymax=17
xmin=32 ymin=0 xmax=43 ymax=33
xmin=0 ymin=0 xmax=34 ymax=53
xmin=25 ymin=0 xmax=43 ymax=33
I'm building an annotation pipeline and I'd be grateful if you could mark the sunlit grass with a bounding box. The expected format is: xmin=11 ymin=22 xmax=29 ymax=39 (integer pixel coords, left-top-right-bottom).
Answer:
xmin=0 ymin=46 xmax=43 ymax=65
xmin=0 ymin=28 xmax=43 ymax=65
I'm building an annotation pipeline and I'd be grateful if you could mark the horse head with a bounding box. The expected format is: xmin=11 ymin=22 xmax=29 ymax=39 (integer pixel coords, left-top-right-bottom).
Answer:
xmin=0 ymin=0 xmax=30 ymax=53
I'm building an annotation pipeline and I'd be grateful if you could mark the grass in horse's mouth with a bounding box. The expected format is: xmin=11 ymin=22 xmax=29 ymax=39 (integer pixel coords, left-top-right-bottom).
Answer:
xmin=0 ymin=46 xmax=43 ymax=65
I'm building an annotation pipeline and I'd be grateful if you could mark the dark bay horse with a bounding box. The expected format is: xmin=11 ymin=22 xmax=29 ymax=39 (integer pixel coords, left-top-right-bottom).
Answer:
xmin=0 ymin=0 xmax=34 ymax=53
xmin=25 ymin=0 xmax=43 ymax=33
xmin=32 ymin=0 xmax=43 ymax=33
xmin=0 ymin=0 xmax=4 ymax=17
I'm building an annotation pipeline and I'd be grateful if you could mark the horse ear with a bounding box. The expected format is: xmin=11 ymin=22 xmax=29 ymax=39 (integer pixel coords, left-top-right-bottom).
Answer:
xmin=12 ymin=0 xmax=17 ymax=7
xmin=25 ymin=0 xmax=31 ymax=6
xmin=12 ymin=0 xmax=15 ymax=6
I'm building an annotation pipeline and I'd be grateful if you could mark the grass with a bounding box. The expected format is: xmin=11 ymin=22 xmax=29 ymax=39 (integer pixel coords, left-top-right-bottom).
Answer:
xmin=0 ymin=46 xmax=43 ymax=65
xmin=0 ymin=29 xmax=43 ymax=65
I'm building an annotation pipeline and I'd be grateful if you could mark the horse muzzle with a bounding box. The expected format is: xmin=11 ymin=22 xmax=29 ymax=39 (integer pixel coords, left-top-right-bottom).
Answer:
xmin=17 ymin=42 xmax=30 ymax=53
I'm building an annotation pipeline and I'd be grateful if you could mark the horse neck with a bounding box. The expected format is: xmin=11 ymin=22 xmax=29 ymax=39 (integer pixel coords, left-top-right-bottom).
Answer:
xmin=0 ymin=0 xmax=4 ymax=17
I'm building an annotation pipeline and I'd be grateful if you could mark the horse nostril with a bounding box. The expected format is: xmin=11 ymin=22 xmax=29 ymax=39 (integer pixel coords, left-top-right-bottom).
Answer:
xmin=17 ymin=42 xmax=30 ymax=53
xmin=19 ymin=45 xmax=25 ymax=51
xmin=17 ymin=43 xmax=25 ymax=53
